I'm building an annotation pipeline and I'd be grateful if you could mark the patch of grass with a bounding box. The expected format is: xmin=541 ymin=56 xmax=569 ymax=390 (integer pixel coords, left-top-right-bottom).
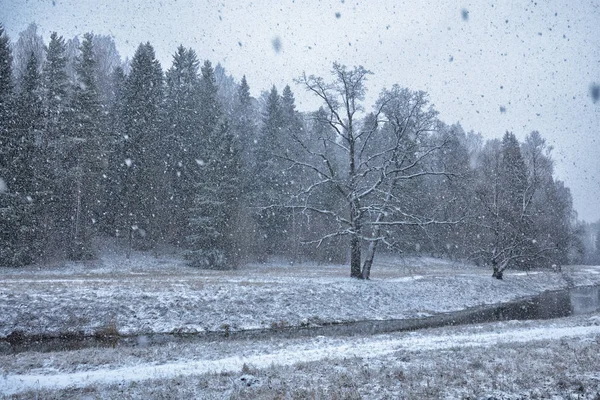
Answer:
xmin=220 ymin=323 xmax=231 ymax=337
xmin=93 ymin=318 xmax=119 ymax=338
xmin=270 ymin=320 xmax=288 ymax=330
xmin=241 ymin=362 xmax=259 ymax=375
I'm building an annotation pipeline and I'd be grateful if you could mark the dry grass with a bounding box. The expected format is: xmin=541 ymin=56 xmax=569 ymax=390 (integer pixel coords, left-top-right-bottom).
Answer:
xmin=6 ymin=325 xmax=600 ymax=399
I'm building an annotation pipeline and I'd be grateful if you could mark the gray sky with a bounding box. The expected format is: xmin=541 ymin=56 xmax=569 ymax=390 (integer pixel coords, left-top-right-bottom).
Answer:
xmin=2 ymin=0 xmax=599 ymax=221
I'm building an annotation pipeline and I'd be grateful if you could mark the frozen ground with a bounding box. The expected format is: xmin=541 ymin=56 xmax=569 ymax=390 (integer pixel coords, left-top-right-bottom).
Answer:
xmin=1 ymin=314 xmax=599 ymax=398
xmin=1 ymin=243 xmax=600 ymax=340
xmin=2 ymin=245 xmax=600 ymax=398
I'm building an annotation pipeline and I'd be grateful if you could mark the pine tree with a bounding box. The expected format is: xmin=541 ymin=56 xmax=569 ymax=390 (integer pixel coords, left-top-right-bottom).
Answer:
xmin=0 ymin=24 xmax=14 ymax=176
xmin=186 ymin=60 xmax=241 ymax=268
xmin=0 ymin=24 xmax=11 ymax=114
xmin=163 ymin=46 xmax=201 ymax=245
xmin=65 ymin=32 xmax=103 ymax=260
xmin=0 ymin=51 xmax=43 ymax=265
xmin=500 ymin=132 xmax=528 ymax=220
xmin=483 ymin=132 xmax=536 ymax=278
xmin=14 ymin=52 xmax=43 ymax=195
xmin=0 ymin=26 xmax=33 ymax=266
xmin=121 ymin=42 xmax=163 ymax=251
xmin=43 ymin=32 xmax=69 ymax=139
xmin=38 ymin=32 xmax=71 ymax=256
xmin=104 ymin=66 xmax=127 ymax=236
xmin=253 ymin=85 xmax=290 ymax=257
xmin=231 ymin=75 xmax=262 ymax=261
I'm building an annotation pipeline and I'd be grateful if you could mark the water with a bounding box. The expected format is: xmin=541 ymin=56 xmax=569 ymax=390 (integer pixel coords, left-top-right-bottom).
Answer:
xmin=1 ymin=285 xmax=599 ymax=355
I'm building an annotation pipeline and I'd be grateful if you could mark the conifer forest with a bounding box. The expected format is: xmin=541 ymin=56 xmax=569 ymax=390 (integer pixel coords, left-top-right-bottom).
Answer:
xmin=0 ymin=23 xmax=595 ymax=278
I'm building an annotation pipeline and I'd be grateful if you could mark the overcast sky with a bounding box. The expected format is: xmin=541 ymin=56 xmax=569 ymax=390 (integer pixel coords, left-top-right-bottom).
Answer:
xmin=2 ymin=0 xmax=599 ymax=221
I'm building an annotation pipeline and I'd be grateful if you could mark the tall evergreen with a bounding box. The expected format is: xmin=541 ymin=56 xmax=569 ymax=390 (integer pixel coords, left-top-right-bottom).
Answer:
xmin=0 ymin=26 xmax=33 ymax=266
xmin=500 ymin=132 xmax=528 ymax=220
xmin=0 ymin=24 xmax=11 ymax=115
xmin=39 ymin=32 xmax=70 ymax=256
xmin=186 ymin=60 xmax=241 ymax=268
xmin=43 ymin=32 xmax=69 ymax=141
xmin=66 ymin=33 xmax=103 ymax=259
xmin=253 ymin=85 xmax=290 ymax=256
xmin=232 ymin=75 xmax=262 ymax=260
xmin=104 ymin=66 xmax=127 ymax=235
xmin=14 ymin=52 xmax=43 ymax=194
xmin=163 ymin=46 xmax=201 ymax=244
xmin=121 ymin=42 xmax=163 ymax=250
xmin=0 ymin=24 xmax=14 ymax=176
xmin=281 ymin=85 xmax=302 ymax=134
xmin=0 ymin=51 xmax=43 ymax=264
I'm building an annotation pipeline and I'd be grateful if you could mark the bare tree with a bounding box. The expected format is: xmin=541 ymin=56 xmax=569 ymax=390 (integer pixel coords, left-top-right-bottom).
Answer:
xmin=287 ymin=63 xmax=458 ymax=279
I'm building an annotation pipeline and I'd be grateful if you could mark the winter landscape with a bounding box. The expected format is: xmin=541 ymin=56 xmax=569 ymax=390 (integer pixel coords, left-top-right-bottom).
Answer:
xmin=1 ymin=249 xmax=600 ymax=398
xmin=1 ymin=0 xmax=600 ymax=398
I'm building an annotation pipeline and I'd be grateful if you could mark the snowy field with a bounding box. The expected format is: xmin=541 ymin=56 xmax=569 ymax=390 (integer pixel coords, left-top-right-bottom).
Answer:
xmin=2 ymin=246 xmax=600 ymax=398
xmin=1 ymin=244 xmax=600 ymax=340
xmin=1 ymin=314 xmax=600 ymax=398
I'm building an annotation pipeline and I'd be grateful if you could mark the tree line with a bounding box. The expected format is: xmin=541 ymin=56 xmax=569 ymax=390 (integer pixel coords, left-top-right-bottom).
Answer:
xmin=0 ymin=24 xmax=588 ymax=278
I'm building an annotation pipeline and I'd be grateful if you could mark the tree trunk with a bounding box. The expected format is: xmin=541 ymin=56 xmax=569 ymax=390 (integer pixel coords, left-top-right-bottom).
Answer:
xmin=350 ymin=231 xmax=362 ymax=278
xmin=492 ymin=259 xmax=507 ymax=279
xmin=492 ymin=266 xmax=503 ymax=280
xmin=360 ymin=205 xmax=388 ymax=279
xmin=361 ymin=240 xmax=379 ymax=280
xmin=350 ymin=199 xmax=362 ymax=278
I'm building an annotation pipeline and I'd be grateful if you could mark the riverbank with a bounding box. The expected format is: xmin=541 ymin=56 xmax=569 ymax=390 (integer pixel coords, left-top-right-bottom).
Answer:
xmin=2 ymin=248 xmax=599 ymax=341
xmin=2 ymin=313 xmax=600 ymax=398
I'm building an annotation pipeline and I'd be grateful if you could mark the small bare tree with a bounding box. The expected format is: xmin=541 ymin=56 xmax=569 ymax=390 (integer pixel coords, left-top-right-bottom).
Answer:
xmin=286 ymin=63 xmax=459 ymax=279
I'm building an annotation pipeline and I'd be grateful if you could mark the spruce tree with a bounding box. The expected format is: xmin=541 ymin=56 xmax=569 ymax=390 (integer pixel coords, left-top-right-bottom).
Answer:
xmin=104 ymin=66 xmax=127 ymax=236
xmin=0 ymin=26 xmax=33 ymax=266
xmin=14 ymin=52 xmax=42 ymax=196
xmin=0 ymin=24 xmax=14 ymax=177
xmin=186 ymin=60 xmax=241 ymax=268
xmin=0 ymin=24 xmax=11 ymax=114
xmin=121 ymin=42 xmax=163 ymax=250
xmin=163 ymin=46 xmax=201 ymax=245
xmin=233 ymin=75 xmax=258 ymax=179
xmin=500 ymin=132 xmax=528 ymax=220
xmin=253 ymin=85 xmax=290 ymax=257
xmin=0 ymin=51 xmax=43 ymax=265
xmin=66 ymin=33 xmax=103 ymax=260
xmin=43 ymin=32 xmax=69 ymax=139
xmin=232 ymin=75 xmax=261 ymax=260
xmin=485 ymin=132 xmax=535 ymax=277
xmin=596 ymin=227 xmax=600 ymax=259
xmin=40 ymin=32 xmax=70 ymax=256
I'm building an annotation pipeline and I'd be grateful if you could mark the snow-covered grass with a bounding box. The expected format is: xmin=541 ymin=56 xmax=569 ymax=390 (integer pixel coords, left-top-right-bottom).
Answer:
xmin=2 ymin=244 xmax=600 ymax=398
xmin=1 ymin=243 xmax=600 ymax=340
xmin=2 ymin=314 xmax=599 ymax=398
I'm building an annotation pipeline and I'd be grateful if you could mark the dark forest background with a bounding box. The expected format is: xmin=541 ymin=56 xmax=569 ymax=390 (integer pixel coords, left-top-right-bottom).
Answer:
xmin=1 ymin=24 xmax=599 ymax=274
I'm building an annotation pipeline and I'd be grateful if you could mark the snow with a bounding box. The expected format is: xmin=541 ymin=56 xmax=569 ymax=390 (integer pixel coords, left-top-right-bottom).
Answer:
xmin=1 ymin=248 xmax=599 ymax=340
xmin=1 ymin=248 xmax=600 ymax=397
xmin=1 ymin=317 xmax=600 ymax=396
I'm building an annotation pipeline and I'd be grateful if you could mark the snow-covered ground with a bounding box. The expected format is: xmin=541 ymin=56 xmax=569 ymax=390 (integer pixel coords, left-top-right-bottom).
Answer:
xmin=1 ymin=246 xmax=600 ymax=339
xmin=2 ymin=247 xmax=600 ymax=398
xmin=1 ymin=314 xmax=599 ymax=398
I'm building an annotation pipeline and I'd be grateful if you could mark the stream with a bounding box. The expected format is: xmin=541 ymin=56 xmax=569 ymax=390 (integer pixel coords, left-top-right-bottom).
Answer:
xmin=1 ymin=284 xmax=599 ymax=355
